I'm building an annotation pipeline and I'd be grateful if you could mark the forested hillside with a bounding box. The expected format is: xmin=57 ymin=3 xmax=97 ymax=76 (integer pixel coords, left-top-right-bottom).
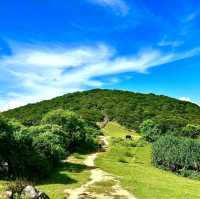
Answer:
xmin=3 ymin=89 xmax=200 ymax=130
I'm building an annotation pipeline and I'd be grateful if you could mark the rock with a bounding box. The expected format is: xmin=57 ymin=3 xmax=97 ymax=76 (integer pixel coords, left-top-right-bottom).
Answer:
xmin=38 ymin=192 xmax=50 ymax=199
xmin=22 ymin=185 xmax=39 ymax=199
xmin=22 ymin=186 xmax=50 ymax=199
xmin=5 ymin=191 xmax=13 ymax=199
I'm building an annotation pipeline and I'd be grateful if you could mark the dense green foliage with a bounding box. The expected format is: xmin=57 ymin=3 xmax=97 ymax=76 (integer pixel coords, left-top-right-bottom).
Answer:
xmin=181 ymin=124 xmax=200 ymax=138
xmin=140 ymin=119 xmax=200 ymax=142
xmin=3 ymin=89 xmax=200 ymax=130
xmin=2 ymin=89 xmax=200 ymax=182
xmin=0 ymin=110 xmax=98 ymax=181
xmin=140 ymin=119 xmax=163 ymax=142
xmin=153 ymin=136 xmax=200 ymax=176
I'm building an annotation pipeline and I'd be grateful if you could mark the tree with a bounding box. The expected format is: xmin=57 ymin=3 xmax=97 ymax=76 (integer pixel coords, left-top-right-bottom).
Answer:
xmin=140 ymin=119 xmax=162 ymax=142
xmin=42 ymin=109 xmax=87 ymax=148
xmin=33 ymin=131 xmax=66 ymax=166
xmin=0 ymin=115 xmax=66 ymax=180
xmin=0 ymin=115 xmax=15 ymax=177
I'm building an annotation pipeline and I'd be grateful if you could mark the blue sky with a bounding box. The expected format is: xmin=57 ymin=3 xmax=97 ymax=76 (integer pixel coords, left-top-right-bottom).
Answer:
xmin=0 ymin=0 xmax=200 ymax=110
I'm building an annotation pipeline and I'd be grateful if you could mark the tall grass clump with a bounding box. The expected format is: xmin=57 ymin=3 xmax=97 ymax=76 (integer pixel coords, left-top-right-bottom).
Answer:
xmin=152 ymin=135 xmax=200 ymax=178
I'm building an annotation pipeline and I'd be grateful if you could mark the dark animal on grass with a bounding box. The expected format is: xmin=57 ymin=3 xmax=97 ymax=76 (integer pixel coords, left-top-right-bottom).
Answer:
xmin=126 ymin=135 xmax=132 ymax=140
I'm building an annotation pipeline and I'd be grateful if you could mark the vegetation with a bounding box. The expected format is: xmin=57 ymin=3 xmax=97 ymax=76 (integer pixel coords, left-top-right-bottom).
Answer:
xmin=181 ymin=124 xmax=200 ymax=138
xmin=153 ymin=136 xmax=200 ymax=178
xmin=140 ymin=119 xmax=200 ymax=142
xmin=36 ymin=153 xmax=90 ymax=199
xmin=139 ymin=119 xmax=162 ymax=142
xmin=102 ymin=121 xmax=136 ymax=138
xmin=0 ymin=109 xmax=98 ymax=181
xmin=3 ymin=89 xmax=200 ymax=131
xmin=96 ymin=122 xmax=200 ymax=199
xmin=1 ymin=89 xmax=200 ymax=197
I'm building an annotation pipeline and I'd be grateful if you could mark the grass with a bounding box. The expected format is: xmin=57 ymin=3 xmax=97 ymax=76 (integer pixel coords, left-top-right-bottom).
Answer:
xmin=96 ymin=122 xmax=200 ymax=199
xmin=0 ymin=181 xmax=7 ymax=192
xmin=36 ymin=153 xmax=90 ymax=199
xmin=103 ymin=121 xmax=140 ymax=139
xmin=0 ymin=153 xmax=90 ymax=199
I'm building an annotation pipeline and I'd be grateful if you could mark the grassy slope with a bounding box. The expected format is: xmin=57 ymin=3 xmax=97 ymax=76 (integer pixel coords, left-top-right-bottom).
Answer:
xmin=96 ymin=122 xmax=200 ymax=199
xmin=102 ymin=121 xmax=141 ymax=138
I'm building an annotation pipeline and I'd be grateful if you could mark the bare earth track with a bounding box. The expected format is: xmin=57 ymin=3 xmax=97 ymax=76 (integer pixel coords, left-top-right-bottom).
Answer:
xmin=64 ymin=136 xmax=137 ymax=199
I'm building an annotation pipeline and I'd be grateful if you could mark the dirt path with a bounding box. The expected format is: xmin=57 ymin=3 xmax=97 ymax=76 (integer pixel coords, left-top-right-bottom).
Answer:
xmin=64 ymin=136 xmax=137 ymax=199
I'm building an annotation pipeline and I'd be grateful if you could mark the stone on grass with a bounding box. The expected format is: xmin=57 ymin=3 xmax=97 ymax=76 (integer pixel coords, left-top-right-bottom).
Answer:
xmin=38 ymin=191 xmax=50 ymax=199
xmin=22 ymin=185 xmax=39 ymax=199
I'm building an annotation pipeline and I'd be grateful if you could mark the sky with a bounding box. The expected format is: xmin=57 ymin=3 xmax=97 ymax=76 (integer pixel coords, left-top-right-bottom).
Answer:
xmin=0 ymin=0 xmax=200 ymax=111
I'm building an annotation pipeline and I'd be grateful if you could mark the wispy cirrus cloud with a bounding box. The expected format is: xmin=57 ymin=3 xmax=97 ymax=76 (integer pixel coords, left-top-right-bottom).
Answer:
xmin=1 ymin=42 xmax=200 ymax=111
xmin=89 ymin=0 xmax=129 ymax=16
xmin=158 ymin=39 xmax=183 ymax=48
xmin=158 ymin=35 xmax=183 ymax=48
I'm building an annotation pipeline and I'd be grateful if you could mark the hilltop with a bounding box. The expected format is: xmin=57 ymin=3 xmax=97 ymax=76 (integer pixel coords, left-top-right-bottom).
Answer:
xmin=3 ymin=89 xmax=200 ymax=129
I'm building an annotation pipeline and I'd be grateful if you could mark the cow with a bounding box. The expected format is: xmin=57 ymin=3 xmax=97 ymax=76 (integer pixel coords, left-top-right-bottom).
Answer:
xmin=126 ymin=135 xmax=132 ymax=140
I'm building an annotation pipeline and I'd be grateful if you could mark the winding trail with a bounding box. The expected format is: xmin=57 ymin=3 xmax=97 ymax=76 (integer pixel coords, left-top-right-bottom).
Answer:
xmin=64 ymin=136 xmax=137 ymax=199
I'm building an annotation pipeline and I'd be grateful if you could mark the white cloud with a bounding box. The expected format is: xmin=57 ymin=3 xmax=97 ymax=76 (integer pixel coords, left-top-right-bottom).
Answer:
xmin=1 ymin=43 xmax=200 ymax=111
xmin=158 ymin=40 xmax=183 ymax=48
xmin=89 ymin=0 xmax=129 ymax=16
xmin=158 ymin=35 xmax=183 ymax=47
xmin=179 ymin=97 xmax=192 ymax=102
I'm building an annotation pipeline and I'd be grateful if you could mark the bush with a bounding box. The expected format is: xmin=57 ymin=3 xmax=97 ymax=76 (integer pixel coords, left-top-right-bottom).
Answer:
xmin=152 ymin=136 xmax=200 ymax=173
xmin=181 ymin=124 xmax=200 ymax=138
xmin=0 ymin=110 xmax=99 ymax=181
xmin=140 ymin=119 xmax=162 ymax=142
xmin=140 ymin=118 xmax=194 ymax=142
xmin=42 ymin=109 xmax=97 ymax=149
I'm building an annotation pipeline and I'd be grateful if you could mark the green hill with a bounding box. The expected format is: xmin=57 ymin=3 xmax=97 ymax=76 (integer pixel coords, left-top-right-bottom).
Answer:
xmin=2 ymin=89 xmax=200 ymax=129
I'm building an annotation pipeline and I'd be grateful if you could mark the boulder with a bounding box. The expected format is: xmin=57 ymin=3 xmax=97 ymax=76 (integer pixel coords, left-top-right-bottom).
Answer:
xmin=5 ymin=191 xmax=13 ymax=199
xmin=22 ymin=185 xmax=39 ymax=199
xmin=3 ymin=185 xmax=50 ymax=199
xmin=38 ymin=192 xmax=50 ymax=199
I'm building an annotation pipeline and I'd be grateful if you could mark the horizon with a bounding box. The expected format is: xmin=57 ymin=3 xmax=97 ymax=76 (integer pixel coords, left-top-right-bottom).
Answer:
xmin=2 ymin=88 xmax=199 ymax=112
xmin=0 ymin=0 xmax=200 ymax=110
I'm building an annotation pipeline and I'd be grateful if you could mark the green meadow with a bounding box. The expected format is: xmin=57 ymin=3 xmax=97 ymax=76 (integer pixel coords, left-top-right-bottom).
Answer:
xmin=96 ymin=122 xmax=200 ymax=199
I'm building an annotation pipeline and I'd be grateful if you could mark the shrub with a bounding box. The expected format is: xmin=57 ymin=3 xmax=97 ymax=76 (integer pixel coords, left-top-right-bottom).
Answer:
xmin=181 ymin=124 xmax=200 ymax=138
xmin=42 ymin=109 xmax=98 ymax=149
xmin=140 ymin=118 xmax=193 ymax=142
xmin=0 ymin=110 xmax=99 ymax=181
xmin=140 ymin=119 xmax=162 ymax=142
xmin=152 ymin=136 xmax=200 ymax=173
